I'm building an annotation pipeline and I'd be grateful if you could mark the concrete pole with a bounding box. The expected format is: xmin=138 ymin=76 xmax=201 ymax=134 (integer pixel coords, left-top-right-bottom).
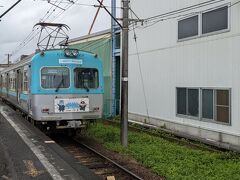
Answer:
xmin=7 ymin=54 xmax=10 ymax=66
xmin=120 ymin=0 xmax=129 ymax=147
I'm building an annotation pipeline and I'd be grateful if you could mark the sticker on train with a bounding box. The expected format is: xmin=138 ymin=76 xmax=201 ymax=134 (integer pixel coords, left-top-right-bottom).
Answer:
xmin=55 ymin=98 xmax=89 ymax=113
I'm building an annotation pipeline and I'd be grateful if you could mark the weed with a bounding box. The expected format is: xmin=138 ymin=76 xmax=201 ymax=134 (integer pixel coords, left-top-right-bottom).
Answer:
xmin=82 ymin=122 xmax=240 ymax=180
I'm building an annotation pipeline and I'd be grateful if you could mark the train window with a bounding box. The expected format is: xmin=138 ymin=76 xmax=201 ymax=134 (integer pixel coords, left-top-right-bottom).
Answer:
xmin=74 ymin=68 xmax=99 ymax=89
xmin=41 ymin=67 xmax=70 ymax=89
xmin=23 ymin=70 xmax=28 ymax=93
xmin=9 ymin=77 xmax=16 ymax=90
xmin=9 ymin=72 xmax=16 ymax=91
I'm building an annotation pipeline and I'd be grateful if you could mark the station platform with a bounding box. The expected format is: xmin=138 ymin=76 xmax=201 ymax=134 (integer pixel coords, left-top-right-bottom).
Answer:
xmin=0 ymin=102 xmax=99 ymax=180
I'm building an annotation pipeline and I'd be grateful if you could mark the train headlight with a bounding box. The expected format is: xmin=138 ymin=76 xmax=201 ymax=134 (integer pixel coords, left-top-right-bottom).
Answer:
xmin=72 ymin=49 xmax=79 ymax=57
xmin=64 ymin=49 xmax=72 ymax=57
xmin=64 ymin=48 xmax=79 ymax=57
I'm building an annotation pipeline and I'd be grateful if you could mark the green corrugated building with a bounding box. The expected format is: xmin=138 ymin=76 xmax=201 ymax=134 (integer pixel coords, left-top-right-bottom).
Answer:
xmin=68 ymin=29 xmax=121 ymax=118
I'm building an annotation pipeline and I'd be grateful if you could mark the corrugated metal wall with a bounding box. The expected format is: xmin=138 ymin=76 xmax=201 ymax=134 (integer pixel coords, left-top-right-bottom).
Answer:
xmin=128 ymin=0 xmax=240 ymax=135
xmin=69 ymin=37 xmax=112 ymax=117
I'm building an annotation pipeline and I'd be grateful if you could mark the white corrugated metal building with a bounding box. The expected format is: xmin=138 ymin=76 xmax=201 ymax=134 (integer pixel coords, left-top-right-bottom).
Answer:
xmin=128 ymin=0 xmax=240 ymax=149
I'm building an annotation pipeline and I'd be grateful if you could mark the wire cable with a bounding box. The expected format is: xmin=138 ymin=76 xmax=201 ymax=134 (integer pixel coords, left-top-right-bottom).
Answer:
xmin=10 ymin=0 xmax=76 ymax=58
xmin=131 ymin=0 xmax=240 ymax=31
xmin=129 ymin=1 xmax=150 ymax=122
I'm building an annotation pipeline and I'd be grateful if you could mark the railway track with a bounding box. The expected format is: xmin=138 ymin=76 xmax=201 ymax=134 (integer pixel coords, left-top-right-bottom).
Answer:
xmin=1 ymin=102 xmax=144 ymax=180
xmin=51 ymin=135 xmax=143 ymax=180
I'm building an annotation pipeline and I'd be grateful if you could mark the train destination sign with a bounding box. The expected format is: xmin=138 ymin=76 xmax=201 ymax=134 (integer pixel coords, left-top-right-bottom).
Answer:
xmin=59 ymin=59 xmax=83 ymax=64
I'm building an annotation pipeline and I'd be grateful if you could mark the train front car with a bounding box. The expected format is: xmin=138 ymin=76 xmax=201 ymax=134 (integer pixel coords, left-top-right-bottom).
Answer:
xmin=31 ymin=49 xmax=104 ymax=130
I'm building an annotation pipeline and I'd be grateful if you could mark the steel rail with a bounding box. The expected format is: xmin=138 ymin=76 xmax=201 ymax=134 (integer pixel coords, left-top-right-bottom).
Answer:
xmin=74 ymin=139 xmax=144 ymax=180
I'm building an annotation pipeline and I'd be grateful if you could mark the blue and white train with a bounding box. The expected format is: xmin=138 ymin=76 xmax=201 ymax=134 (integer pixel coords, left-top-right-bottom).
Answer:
xmin=0 ymin=49 xmax=104 ymax=130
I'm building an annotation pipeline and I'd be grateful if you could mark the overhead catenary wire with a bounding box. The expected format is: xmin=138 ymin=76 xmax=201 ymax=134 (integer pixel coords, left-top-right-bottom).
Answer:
xmin=145 ymin=0 xmax=224 ymax=21
xmin=10 ymin=0 xmax=78 ymax=59
xmin=9 ymin=0 xmax=120 ymax=60
xmin=130 ymin=0 xmax=240 ymax=31
xmin=0 ymin=0 xmax=22 ymax=20
xmin=129 ymin=2 xmax=150 ymax=123
xmin=73 ymin=33 xmax=113 ymax=51
xmin=11 ymin=0 xmax=63 ymax=56
xmin=34 ymin=0 xmax=122 ymax=9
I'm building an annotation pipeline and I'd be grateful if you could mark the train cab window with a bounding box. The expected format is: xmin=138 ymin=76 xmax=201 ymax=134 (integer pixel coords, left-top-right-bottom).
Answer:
xmin=74 ymin=68 xmax=99 ymax=90
xmin=41 ymin=67 xmax=70 ymax=89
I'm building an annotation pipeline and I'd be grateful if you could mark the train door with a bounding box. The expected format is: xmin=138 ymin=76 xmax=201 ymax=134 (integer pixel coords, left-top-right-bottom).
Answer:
xmin=16 ymin=69 xmax=22 ymax=103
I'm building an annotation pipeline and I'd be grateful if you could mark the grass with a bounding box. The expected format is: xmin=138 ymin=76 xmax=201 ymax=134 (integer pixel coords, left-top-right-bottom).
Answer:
xmin=82 ymin=122 xmax=240 ymax=180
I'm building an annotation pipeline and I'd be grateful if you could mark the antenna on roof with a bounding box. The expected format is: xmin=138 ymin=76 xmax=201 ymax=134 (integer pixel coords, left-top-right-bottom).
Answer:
xmin=34 ymin=22 xmax=70 ymax=51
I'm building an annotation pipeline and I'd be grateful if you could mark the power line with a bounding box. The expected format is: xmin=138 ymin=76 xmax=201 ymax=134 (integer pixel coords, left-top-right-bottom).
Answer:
xmin=129 ymin=2 xmax=150 ymax=123
xmin=75 ymin=33 xmax=112 ymax=50
xmin=0 ymin=0 xmax=22 ymax=21
xmin=35 ymin=0 xmax=122 ymax=9
xmin=10 ymin=0 xmax=63 ymax=56
xmin=145 ymin=0 xmax=224 ymax=22
xmin=10 ymin=0 xmax=78 ymax=58
xmin=130 ymin=0 xmax=240 ymax=31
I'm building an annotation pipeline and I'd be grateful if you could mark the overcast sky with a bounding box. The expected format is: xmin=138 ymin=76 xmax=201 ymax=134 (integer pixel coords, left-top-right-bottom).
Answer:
xmin=0 ymin=0 xmax=120 ymax=63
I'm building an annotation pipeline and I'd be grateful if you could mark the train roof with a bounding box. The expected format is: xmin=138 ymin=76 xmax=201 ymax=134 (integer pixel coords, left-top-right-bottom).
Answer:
xmin=0 ymin=49 xmax=100 ymax=74
xmin=0 ymin=54 xmax=34 ymax=74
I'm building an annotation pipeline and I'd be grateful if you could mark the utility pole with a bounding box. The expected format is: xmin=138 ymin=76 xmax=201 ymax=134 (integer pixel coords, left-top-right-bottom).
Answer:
xmin=0 ymin=54 xmax=11 ymax=68
xmin=7 ymin=54 xmax=11 ymax=67
xmin=120 ymin=0 xmax=129 ymax=147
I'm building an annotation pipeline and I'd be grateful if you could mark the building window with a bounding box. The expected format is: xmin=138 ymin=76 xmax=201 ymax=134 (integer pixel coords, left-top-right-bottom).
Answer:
xmin=115 ymin=32 xmax=121 ymax=49
xmin=177 ymin=88 xmax=187 ymax=115
xmin=177 ymin=88 xmax=199 ymax=117
xmin=178 ymin=16 xmax=198 ymax=40
xmin=178 ymin=5 xmax=229 ymax=40
xmin=188 ymin=89 xmax=199 ymax=117
xmin=202 ymin=89 xmax=214 ymax=119
xmin=177 ymin=88 xmax=230 ymax=124
xmin=202 ymin=6 xmax=228 ymax=34
xmin=216 ymin=90 xmax=230 ymax=123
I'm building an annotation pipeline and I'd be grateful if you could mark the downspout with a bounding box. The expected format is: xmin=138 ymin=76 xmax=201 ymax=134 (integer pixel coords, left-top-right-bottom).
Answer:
xmin=111 ymin=0 xmax=117 ymax=117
